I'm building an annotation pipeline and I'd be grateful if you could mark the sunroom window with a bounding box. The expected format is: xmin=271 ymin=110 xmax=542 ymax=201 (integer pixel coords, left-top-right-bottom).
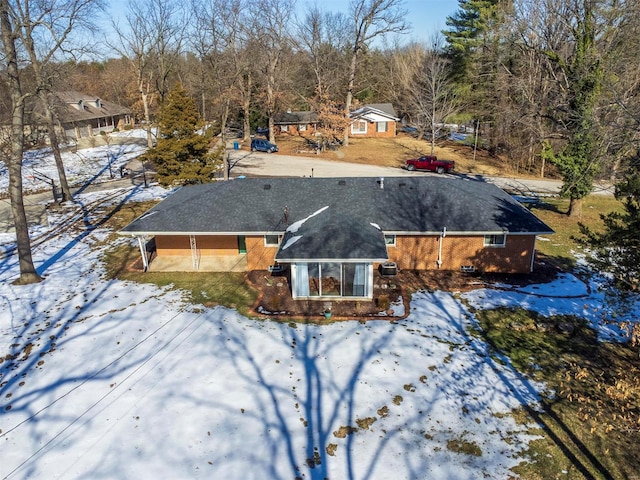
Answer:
xmin=292 ymin=262 xmax=371 ymax=298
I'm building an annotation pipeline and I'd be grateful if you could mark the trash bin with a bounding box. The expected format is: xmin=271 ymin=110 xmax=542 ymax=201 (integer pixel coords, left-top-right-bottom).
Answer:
xmin=233 ymin=141 xmax=239 ymax=150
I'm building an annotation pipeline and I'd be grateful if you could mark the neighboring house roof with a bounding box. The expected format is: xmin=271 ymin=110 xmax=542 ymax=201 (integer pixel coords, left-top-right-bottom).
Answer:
xmin=48 ymin=91 xmax=130 ymax=124
xmin=350 ymin=103 xmax=399 ymax=122
xmin=274 ymin=111 xmax=319 ymax=125
xmin=120 ymin=177 xmax=554 ymax=239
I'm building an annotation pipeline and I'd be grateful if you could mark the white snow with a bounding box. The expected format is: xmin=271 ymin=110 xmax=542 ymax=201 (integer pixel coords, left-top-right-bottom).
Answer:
xmin=1 ymin=142 xmax=147 ymax=195
xmin=1 ymin=142 xmax=639 ymax=479
xmin=286 ymin=206 xmax=329 ymax=233
xmin=281 ymin=234 xmax=303 ymax=250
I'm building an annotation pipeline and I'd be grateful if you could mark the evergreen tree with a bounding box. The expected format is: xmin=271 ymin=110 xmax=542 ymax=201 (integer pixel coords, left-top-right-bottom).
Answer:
xmin=538 ymin=1 xmax=604 ymax=217
xmin=578 ymin=159 xmax=640 ymax=291
xmin=442 ymin=0 xmax=504 ymax=83
xmin=143 ymin=83 xmax=222 ymax=186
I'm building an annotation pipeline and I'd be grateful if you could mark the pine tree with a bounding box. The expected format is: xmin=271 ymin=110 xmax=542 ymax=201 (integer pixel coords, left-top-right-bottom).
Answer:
xmin=442 ymin=0 xmax=504 ymax=83
xmin=578 ymin=159 xmax=640 ymax=291
xmin=143 ymin=83 xmax=222 ymax=186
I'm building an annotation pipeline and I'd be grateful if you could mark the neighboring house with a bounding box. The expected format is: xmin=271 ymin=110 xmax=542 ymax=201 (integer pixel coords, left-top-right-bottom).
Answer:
xmin=273 ymin=111 xmax=318 ymax=136
xmin=39 ymin=91 xmax=132 ymax=141
xmin=349 ymin=103 xmax=399 ymax=138
xmin=120 ymin=176 xmax=553 ymax=301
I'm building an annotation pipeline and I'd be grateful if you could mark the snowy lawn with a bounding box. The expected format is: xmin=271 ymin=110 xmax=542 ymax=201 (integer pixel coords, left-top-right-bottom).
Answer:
xmin=1 ymin=139 xmax=638 ymax=478
xmin=0 ymin=185 xmax=547 ymax=479
xmin=0 ymin=129 xmax=150 ymax=195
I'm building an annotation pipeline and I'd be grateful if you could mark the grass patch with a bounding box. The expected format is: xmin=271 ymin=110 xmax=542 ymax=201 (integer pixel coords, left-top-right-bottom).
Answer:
xmin=530 ymin=196 xmax=623 ymax=270
xmin=475 ymin=307 xmax=640 ymax=479
xmin=446 ymin=438 xmax=483 ymax=457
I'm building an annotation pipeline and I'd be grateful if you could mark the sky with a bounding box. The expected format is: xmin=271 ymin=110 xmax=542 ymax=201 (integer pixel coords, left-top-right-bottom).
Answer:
xmin=294 ymin=0 xmax=461 ymax=43
xmin=104 ymin=0 xmax=461 ymax=46
xmin=1 ymin=132 xmax=638 ymax=479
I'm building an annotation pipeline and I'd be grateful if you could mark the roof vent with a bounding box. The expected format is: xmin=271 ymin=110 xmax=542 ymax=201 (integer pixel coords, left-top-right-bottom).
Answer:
xmin=263 ymin=184 xmax=271 ymax=190
xmin=399 ymin=182 xmax=406 ymax=188
xmin=378 ymin=177 xmax=384 ymax=189
xmin=338 ymin=180 xmax=346 ymax=186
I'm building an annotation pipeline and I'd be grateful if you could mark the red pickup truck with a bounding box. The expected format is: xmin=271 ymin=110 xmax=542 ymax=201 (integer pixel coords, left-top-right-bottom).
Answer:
xmin=404 ymin=155 xmax=455 ymax=174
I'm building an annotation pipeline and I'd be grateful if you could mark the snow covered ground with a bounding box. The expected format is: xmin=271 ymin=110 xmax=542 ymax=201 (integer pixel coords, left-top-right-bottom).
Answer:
xmin=1 ymin=139 xmax=639 ymax=479
xmin=0 ymin=129 xmax=150 ymax=195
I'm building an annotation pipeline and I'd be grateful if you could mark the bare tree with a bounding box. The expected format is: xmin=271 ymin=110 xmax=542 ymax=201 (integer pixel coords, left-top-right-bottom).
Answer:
xmin=112 ymin=0 xmax=186 ymax=147
xmin=343 ymin=0 xmax=409 ymax=146
xmin=395 ymin=39 xmax=458 ymax=154
xmin=10 ymin=0 xmax=104 ymax=203
xmin=246 ymin=0 xmax=296 ymax=144
xmin=191 ymin=0 xmax=248 ymax=142
xmin=0 ymin=0 xmax=41 ymax=284
xmin=295 ymin=6 xmax=350 ymax=99
xmin=147 ymin=0 xmax=188 ymax=104
xmin=112 ymin=1 xmax=156 ymax=148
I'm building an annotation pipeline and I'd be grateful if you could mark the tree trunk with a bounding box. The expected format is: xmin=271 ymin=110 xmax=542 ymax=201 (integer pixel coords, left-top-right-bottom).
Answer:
xmin=568 ymin=197 xmax=583 ymax=218
xmin=141 ymin=78 xmax=153 ymax=148
xmin=242 ymin=74 xmax=251 ymax=143
xmin=220 ymin=98 xmax=230 ymax=147
xmin=343 ymin=51 xmax=358 ymax=146
xmin=1 ymin=1 xmax=42 ymax=284
xmin=41 ymin=95 xmax=72 ymax=202
xmin=201 ymin=90 xmax=206 ymax=123
xmin=267 ymin=63 xmax=276 ymax=144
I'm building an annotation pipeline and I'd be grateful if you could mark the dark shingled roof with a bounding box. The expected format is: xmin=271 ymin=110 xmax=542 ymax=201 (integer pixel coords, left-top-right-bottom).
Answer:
xmin=273 ymin=111 xmax=318 ymax=125
xmin=120 ymin=176 xmax=554 ymax=237
xmin=49 ymin=91 xmax=130 ymax=123
xmin=275 ymin=207 xmax=388 ymax=262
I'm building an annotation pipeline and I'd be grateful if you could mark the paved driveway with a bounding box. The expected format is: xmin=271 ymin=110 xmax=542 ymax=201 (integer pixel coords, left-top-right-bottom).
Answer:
xmin=228 ymin=150 xmax=614 ymax=196
xmin=227 ymin=150 xmax=422 ymax=178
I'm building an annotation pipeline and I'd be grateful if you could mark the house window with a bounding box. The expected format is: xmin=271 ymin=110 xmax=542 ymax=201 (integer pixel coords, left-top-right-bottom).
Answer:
xmin=351 ymin=120 xmax=367 ymax=134
xmin=281 ymin=125 xmax=289 ymax=132
xmin=384 ymin=234 xmax=396 ymax=246
xmin=264 ymin=234 xmax=280 ymax=246
xmin=292 ymin=262 xmax=371 ymax=298
xmin=377 ymin=121 xmax=388 ymax=133
xmin=484 ymin=234 xmax=506 ymax=247
xmin=299 ymin=124 xmax=307 ymax=132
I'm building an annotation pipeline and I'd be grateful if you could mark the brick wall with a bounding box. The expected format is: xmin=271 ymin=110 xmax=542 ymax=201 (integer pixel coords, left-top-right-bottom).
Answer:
xmin=245 ymin=236 xmax=279 ymax=270
xmin=156 ymin=235 xmax=239 ymax=256
xmin=350 ymin=120 xmax=397 ymax=138
xmin=155 ymin=233 xmax=535 ymax=274
xmin=390 ymin=234 xmax=535 ymax=273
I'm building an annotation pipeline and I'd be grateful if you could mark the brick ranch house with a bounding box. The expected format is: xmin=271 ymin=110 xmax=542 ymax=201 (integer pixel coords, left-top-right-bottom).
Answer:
xmin=120 ymin=176 xmax=553 ymax=300
xmin=273 ymin=111 xmax=319 ymax=136
xmin=272 ymin=103 xmax=399 ymax=139
xmin=349 ymin=103 xmax=399 ymax=138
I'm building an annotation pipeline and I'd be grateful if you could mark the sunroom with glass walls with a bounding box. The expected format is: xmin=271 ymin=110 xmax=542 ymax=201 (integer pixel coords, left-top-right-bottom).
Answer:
xmin=291 ymin=262 xmax=373 ymax=299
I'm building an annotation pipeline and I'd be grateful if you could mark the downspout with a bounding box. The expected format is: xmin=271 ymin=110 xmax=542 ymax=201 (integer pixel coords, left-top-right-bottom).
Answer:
xmin=137 ymin=236 xmax=149 ymax=272
xmin=437 ymin=227 xmax=446 ymax=269
xmin=530 ymin=236 xmax=537 ymax=273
